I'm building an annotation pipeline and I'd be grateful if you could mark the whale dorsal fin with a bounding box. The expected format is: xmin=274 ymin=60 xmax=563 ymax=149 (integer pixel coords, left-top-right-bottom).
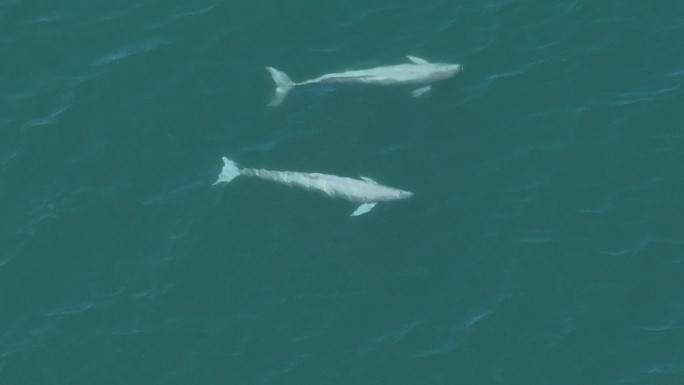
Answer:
xmin=351 ymin=203 xmax=377 ymax=216
xmin=360 ymin=176 xmax=378 ymax=184
xmin=407 ymin=55 xmax=429 ymax=64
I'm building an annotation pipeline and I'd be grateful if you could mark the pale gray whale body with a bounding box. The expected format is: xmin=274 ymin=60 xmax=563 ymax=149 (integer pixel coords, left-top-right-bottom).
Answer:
xmin=266 ymin=56 xmax=463 ymax=106
xmin=215 ymin=157 xmax=412 ymax=216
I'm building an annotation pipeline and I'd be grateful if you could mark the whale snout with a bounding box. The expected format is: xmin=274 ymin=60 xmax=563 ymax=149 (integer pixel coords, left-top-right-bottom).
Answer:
xmin=399 ymin=190 xmax=414 ymax=199
xmin=438 ymin=63 xmax=463 ymax=78
xmin=448 ymin=64 xmax=463 ymax=74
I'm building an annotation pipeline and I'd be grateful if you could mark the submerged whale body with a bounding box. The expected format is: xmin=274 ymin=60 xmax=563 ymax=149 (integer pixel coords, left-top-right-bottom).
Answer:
xmin=266 ymin=55 xmax=463 ymax=106
xmin=215 ymin=157 xmax=413 ymax=216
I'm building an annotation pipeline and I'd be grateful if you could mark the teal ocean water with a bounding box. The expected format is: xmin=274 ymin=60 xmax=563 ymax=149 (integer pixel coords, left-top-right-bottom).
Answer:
xmin=2 ymin=0 xmax=683 ymax=384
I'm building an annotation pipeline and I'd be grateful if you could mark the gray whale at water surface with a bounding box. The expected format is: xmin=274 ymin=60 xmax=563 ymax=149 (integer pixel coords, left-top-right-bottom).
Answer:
xmin=266 ymin=55 xmax=463 ymax=106
xmin=215 ymin=157 xmax=413 ymax=216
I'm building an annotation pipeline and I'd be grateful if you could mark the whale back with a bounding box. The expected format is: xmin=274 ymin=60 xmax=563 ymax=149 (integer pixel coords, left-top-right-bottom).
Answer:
xmin=242 ymin=168 xmax=411 ymax=203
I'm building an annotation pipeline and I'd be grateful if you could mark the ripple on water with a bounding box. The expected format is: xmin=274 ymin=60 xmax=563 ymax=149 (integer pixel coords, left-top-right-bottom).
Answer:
xmin=92 ymin=38 xmax=170 ymax=66
xmin=41 ymin=301 xmax=94 ymax=319
xmin=21 ymin=104 xmax=70 ymax=131
xmin=641 ymin=318 xmax=683 ymax=333
xmin=143 ymin=2 xmax=222 ymax=31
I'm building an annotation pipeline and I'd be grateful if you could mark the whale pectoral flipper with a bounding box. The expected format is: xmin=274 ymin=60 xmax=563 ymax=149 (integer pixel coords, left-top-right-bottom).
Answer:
xmin=407 ymin=55 xmax=429 ymax=64
xmin=351 ymin=203 xmax=377 ymax=216
xmin=412 ymin=85 xmax=431 ymax=97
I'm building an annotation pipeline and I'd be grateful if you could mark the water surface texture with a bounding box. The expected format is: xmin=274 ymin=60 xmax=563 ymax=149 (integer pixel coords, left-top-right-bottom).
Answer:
xmin=2 ymin=1 xmax=683 ymax=384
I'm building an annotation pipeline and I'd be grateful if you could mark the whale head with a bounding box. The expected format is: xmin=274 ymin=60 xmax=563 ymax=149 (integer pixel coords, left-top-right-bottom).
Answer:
xmin=421 ymin=63 xmax=463 ymax=82
xmin=439 ymin=63 xmax=463 ymax=77
xmin=397 ymin=190 xmax=414 ymax=200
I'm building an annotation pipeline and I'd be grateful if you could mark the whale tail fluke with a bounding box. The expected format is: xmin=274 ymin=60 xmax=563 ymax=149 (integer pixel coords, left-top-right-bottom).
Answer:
xmin=266 ymin=67 xmax=294 ymax=107
xmin=214 ymin=157 xmax=241 ymax=185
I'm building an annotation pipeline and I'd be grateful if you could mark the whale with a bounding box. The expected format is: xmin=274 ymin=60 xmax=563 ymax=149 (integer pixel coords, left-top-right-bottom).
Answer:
xmin=215 ymin=157 xmax=413 ymax=216
xmin=266 ymin=56 xmax=463 ymax=106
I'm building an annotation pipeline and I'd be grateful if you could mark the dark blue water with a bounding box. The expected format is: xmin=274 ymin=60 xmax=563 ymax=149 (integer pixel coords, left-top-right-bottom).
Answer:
xmin=2 ymin=1 xmax=683 ymax=384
